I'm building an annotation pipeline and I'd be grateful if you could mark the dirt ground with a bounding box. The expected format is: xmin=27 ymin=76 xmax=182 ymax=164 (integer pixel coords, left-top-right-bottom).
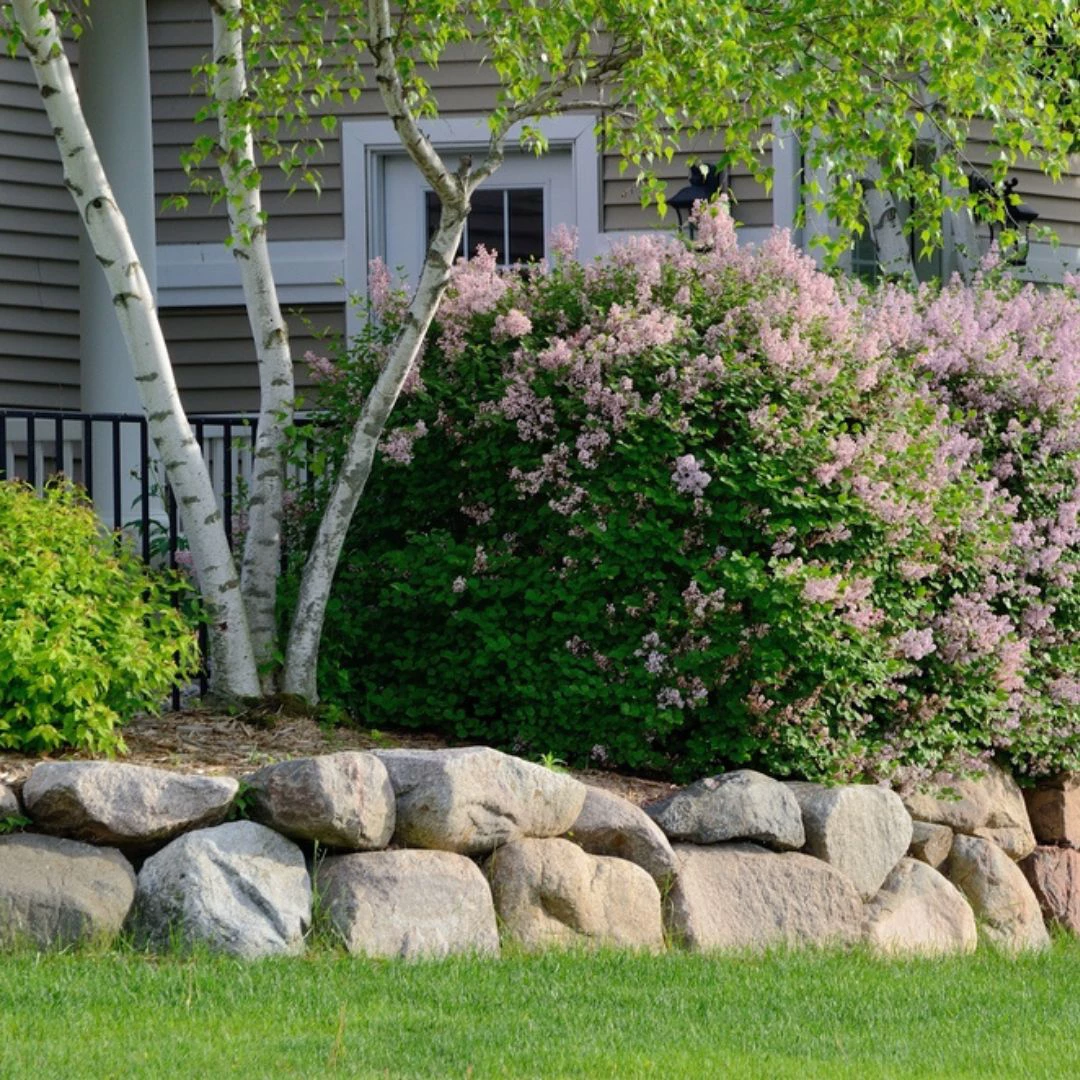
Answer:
xmin=0 ymin=709 xmax=679 ymax=807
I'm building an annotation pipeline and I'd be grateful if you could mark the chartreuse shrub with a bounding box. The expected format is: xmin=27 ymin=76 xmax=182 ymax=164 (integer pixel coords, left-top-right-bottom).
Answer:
xmin=0 ymin=480 xmax=199 ymax=753
xmin=288 ymin=205 xmax=1080 ymax=782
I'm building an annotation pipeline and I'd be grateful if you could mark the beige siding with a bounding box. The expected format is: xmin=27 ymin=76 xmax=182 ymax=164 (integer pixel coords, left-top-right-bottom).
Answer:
xmin=161 ymin=304 xmax=345 ymax=414
xmin=966 ymin=123 xmax=1080 ymax=247
xmin=603 ymin=129 xmax=773 ymax=232
xmin=149 ymin=1 xmax=773 ymax=244
xmin=0 ymin=54 xmax=80 ymax=410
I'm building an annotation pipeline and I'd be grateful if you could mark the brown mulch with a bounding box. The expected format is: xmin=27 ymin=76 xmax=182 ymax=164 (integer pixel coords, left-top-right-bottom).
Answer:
xmin=0 ymin=709 xmax=679 ymax=808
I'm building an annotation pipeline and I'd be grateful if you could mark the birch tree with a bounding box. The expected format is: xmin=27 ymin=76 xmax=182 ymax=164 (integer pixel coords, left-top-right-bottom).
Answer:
xmin=4 ymin=0 xmax=1078 ymax=705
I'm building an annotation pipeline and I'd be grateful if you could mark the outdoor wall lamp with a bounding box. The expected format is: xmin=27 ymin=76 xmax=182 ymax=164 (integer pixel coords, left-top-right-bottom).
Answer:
xmin=967 ymin=173 xmax=1040 ymax=266
xmin=670 ymin=162 xmax=729 ymax=238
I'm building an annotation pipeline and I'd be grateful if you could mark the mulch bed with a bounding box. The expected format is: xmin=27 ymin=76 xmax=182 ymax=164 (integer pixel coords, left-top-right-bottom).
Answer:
xmin=0 ymin=709 xmax=678 ymax=808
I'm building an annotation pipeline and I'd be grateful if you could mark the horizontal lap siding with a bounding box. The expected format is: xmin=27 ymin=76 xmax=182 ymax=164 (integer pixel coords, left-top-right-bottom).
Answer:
xmin=161 ymin=304 xmax=345 ymax=414
xmin=149 ymin=2 xmax=774 ymax=244
xmin=0 ymin=54 xmax=80 ymax=410
xmin=965 ymin=126 xmax=1080 ymax=247
xmin=150 ymin=2 xmax=505 ymax=246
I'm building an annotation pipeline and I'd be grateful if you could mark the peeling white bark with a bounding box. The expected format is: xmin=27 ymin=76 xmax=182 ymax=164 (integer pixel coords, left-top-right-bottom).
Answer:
xmin=283 ymin=0 xmax=479 ymax=701
xmin=13 ymin=0 xmax=261 ymax=699
xmin=211 ymin=0 xmax=295 ymax=689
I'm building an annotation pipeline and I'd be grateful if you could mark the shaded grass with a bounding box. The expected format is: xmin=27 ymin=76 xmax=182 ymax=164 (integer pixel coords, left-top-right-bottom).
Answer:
xmin=1 ymin=939 xmax=1078 ymax=1078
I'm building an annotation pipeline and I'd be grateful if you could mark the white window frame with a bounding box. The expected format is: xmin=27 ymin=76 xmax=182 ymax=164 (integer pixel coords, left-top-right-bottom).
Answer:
xmin=340 ymin=115 xmax=601 ymax=339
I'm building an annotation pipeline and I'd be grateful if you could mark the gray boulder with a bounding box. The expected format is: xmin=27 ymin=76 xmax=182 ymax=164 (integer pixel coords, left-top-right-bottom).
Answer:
xmin=665 ymin=843 xmax=862 ymax=951
xmin=569 ymin=786 xmax=678 ymax=884
xmin=786 ymin=782 xmax=912 ymax=899
xmin=244 ymin=752 xmax=395 ymax=850
xmin=487 ymin=838 xmax=664 ymax=952
xmin=316 ymin=849 xmax=499 ymax=959
xmin=863 ymin=857 xmax=977 ymax=955
xmin=130 ymin=821 xmax=311 ymax=958
xmin=373 ymin=747 xmax=586 ymax=855
xmin=23 ymin=762 xmax=238 ymax=851
xmin=900 ymin=764 xmax=1036 ymax=861
xmin=0 ymin=783 xmax=20 ymax=819
xmin=645 ymin=770 xmax=805 ymax=850
xmin=908 ymin=821 xmax=954 ymax=870
xmin=946 ymin=834 xmax=1049 ymax=952
xmin=0 ymin=834 xmax=135 ymax=948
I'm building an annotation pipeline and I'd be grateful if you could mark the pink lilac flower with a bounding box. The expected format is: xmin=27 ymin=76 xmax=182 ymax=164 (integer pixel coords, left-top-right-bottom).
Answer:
xmin=379 ymin=420 xmax=428 ymax=465
xmin=671 ymin=454 xmax=712 ymax=497
xmin=493 ymin=308 xmax=533 ymax=340
xmin=895 ymin=628 xmax=936 ymax=661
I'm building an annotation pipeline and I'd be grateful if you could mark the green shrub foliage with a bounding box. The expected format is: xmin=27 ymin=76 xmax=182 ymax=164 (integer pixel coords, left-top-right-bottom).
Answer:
xmin=290 ymin=206 xmax=1080 ymax=782
xmin=0 ymin=480 xmax=200 ymax=753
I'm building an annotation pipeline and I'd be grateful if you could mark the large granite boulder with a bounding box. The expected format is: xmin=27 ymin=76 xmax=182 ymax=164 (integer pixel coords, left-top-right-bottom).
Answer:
xmin=487 ymin=838 xmax=664 ymax=951
xmin=863 ymin=857 xmax=977 ymax=955
xmin=0 ymin=834 xmax=135 ymax=949
xmin=373 ymin=747 xmax=586 ymax=855
xmin=316 ymin=849 xmax=499 ymax=959
xmin=900 ymin=764 xmax=1036 ymax=861
xmin=130 ymin=821 xmax=311 ymax=958
xmin=23 ymin=762 xmax=238 ymax=852
xmin=665 ymin=843 xmax=862 ymax=951
xmin=946 ymin=834 xmax=1049 ymax=952
xmin=908 ymin=821 xmax=954 ymax=870
xmin=1020 ymin=846 xmax=1080 ymax=935
xmin=569 ymin=786 xmax=678 ymax=884
xmin=243 ymin=752 xmax=395 ymax=850
xmin=1023 ymin=776 xmax=1080 ymax=848
xmin=645 ymin=771 xmax=805 ymax=850
xmin=786 ymin=782 xmax=912 ymax=900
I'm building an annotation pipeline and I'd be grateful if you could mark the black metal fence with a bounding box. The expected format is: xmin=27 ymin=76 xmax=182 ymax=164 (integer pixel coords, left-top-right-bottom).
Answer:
xmin=1 ymin=408 xmax=265 ymax=706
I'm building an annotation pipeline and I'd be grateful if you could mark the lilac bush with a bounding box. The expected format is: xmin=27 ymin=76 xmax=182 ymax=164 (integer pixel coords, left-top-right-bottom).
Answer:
xmin=287 ymin=202 xmax=1080 ymax=782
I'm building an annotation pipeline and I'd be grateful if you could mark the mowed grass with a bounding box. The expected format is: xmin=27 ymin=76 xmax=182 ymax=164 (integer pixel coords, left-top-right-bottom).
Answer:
xmin=2 ymin=940 xmax=1078 ymax=1079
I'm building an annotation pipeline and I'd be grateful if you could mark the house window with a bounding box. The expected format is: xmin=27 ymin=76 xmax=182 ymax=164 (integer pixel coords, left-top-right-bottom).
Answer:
xmin=424 ymin=188 xmax=545 ymax=265
xmin=854 ymin=144 xmax=944 ymax=284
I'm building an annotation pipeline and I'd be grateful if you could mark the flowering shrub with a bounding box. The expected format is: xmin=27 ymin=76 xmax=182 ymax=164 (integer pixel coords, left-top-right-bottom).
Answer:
xmin=288 ymin=204 xmax=1080 ymax=782
xmin=0 ymin=480 xmax=200 ymax=753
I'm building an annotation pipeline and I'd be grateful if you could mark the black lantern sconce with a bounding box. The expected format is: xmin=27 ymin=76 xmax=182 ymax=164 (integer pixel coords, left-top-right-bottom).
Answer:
xmin=967 ymin=173 xmax=1040 ymax=266
xmin=670 ymin=162 xmax=729 ymax=238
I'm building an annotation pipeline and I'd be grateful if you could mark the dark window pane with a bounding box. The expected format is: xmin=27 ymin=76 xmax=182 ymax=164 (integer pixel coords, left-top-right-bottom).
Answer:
xmin=467 ymin=189 xmax=505 ymax=259
xmin=425 ymin=185 xmax=546 ymax=267
xmin=508 ymin=189 xmax=545 ymax=264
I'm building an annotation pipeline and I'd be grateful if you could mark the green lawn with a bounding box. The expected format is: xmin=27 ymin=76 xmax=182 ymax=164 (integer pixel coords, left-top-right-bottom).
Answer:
xmin=1 ymin=941 xmax=1077 ymax=1079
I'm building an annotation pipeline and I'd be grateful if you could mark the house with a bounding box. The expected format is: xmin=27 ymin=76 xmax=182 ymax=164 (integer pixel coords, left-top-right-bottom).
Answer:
xmin=3 ymin=0 xmax=1080 ymax=425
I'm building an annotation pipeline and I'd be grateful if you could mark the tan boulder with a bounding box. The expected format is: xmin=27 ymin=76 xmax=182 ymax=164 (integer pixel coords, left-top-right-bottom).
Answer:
xmin=244 ymin=752 xmax=395 ymax=850
xmin=946 ymin=834 xmax=1049 ymax=951
xmin=900 ymin=763 xmax=1035 ymax=860
xmin=487 ymin=838 xmax=664 ymax=951
xmin=786 ymin=782 xmax=912 ymax=900
xmin=908 ymin=821 xmax=954 ymax=870
xmin=569 ymin=786 xmax=678 ymax=885
xmin=374 ymin=747 xmax=586 ymax=855
xmin=664 ymin=843 xmax=863 ymax=952
xmin=863 ymin=857 xmax=977 ymax=955
xmin=316 ymin=849 xmax=499 ymax=959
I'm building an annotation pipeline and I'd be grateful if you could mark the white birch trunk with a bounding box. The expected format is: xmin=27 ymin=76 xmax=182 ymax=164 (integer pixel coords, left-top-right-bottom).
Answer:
xmin=282 ymin=207 xmax=468 ymax=701
xmin=282 ymin=0 xmax=476 ymax=701
xmin=13 ymin=0 xmax=261 ymax=699
xmin=211 ymin=0 xmax=294 ymax=689
xmin=863 ymin=165 xmax=916 ymax=279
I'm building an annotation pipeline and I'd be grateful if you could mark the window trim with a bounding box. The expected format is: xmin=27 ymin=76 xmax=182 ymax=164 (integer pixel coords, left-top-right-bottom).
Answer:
xmin=341 ymin=116 xmax=601 ymax=339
